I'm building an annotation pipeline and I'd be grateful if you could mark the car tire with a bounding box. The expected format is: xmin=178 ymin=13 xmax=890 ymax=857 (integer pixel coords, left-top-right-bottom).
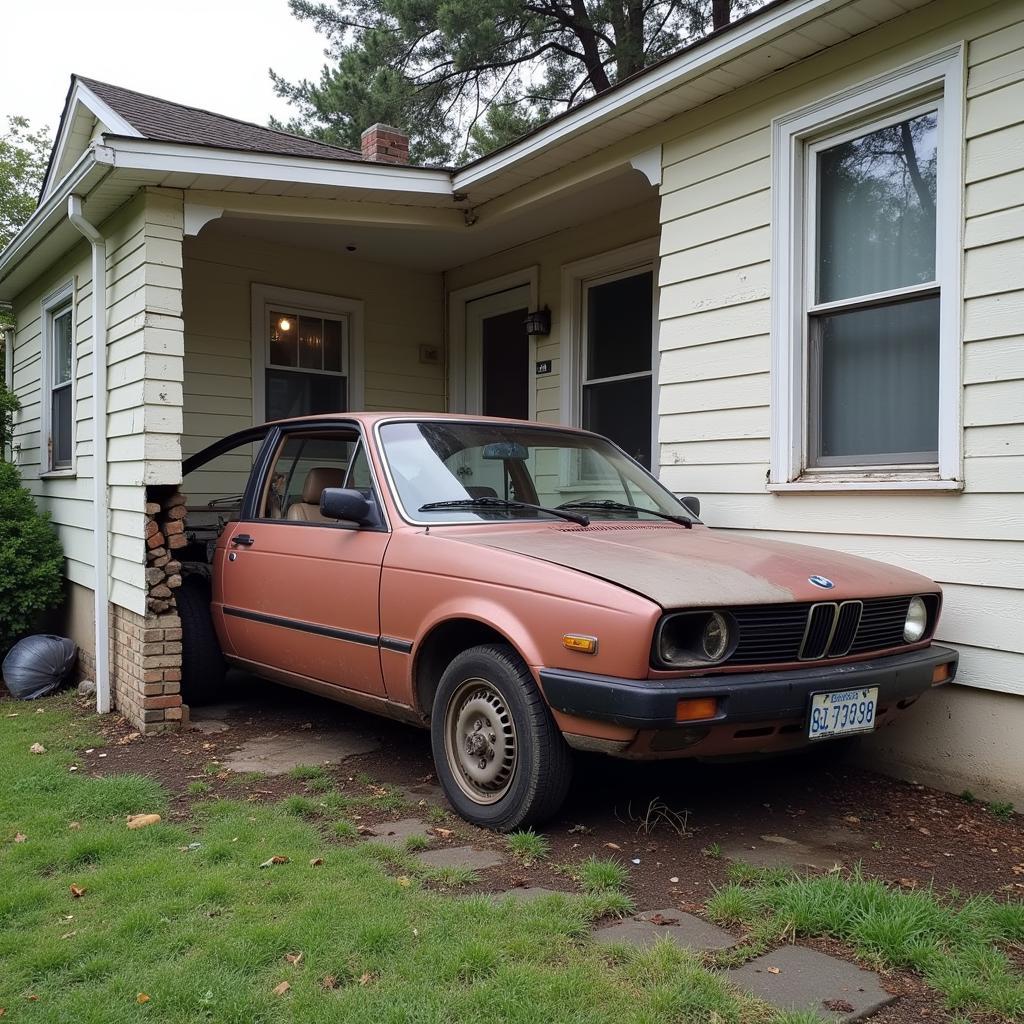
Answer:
xmin=176 ymin=576 xmax=227 ymax=706
xmin=431 ymin=643 xmax=572 ymax=831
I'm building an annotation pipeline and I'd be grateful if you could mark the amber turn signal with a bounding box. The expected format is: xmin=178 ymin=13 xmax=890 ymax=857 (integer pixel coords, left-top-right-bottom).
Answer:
xmin=931 ymin=663 xmax=951 ymax=685
xmin=562 ymin=634 xmax=598 ymax=655
xmin=675 ymin=697 xmax=718 ymax=722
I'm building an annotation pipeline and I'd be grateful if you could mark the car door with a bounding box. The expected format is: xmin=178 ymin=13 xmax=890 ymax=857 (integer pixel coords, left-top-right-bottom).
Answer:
xmin=216 ymin=423 xmax=390 ymax=696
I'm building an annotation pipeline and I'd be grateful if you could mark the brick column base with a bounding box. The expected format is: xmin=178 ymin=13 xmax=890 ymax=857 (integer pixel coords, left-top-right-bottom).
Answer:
xmin=111 ymin=604 xmax=185 ymax=734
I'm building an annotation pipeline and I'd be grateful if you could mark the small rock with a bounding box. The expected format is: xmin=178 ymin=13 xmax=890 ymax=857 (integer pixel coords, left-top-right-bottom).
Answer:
xmin=29 ymin=743 xmax=45 ymax=754
xmin=77 ymin=680 xmax=97 ymax=698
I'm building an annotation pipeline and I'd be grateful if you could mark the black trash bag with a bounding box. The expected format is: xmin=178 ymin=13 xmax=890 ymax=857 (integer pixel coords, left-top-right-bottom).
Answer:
xmin=2 ymin=635 xmax=78 ymax=700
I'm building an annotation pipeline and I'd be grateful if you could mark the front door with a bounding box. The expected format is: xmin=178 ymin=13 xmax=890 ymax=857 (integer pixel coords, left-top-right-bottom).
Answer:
xmin=465 ymin=286 xmax=530 ymax=419
xmin=217 ymin=425 xmax=389 ymax=696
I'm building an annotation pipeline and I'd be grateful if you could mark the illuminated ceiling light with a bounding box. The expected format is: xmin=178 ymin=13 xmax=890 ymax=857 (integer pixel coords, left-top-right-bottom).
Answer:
xmin=278 ymin=317 xmax=292 ymax=332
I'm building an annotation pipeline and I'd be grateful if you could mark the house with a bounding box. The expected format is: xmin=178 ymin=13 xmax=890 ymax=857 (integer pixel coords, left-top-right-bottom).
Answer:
xmin=1 ymin=0 xmax=1021 ymax=801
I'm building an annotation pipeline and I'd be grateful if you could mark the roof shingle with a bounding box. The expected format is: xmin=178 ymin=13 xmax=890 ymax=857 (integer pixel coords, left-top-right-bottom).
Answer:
xmin=77 ymin=75 xmax=363 ymax=161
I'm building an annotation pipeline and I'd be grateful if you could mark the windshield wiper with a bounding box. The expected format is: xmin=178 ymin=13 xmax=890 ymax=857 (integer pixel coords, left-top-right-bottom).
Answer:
xmin=418 ymin=496 xmax=590 ymax=526
xmin=557 ymin=499 xmax=692 ymax=528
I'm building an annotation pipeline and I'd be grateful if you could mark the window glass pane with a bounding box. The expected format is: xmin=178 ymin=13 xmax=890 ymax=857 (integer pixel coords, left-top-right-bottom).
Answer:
xmin=817 ymin=111 xmax=937 ymax=303
xmin=266 ymin=369 xmax=346 ymax=421
xmin=262 ymin=432 xmax=357 ymax=518
xmin=813 ymin=296 xmax=939 ymax=463
xmin=298 ymin=316 xmax=323 ymax=369
xmin=583 ymin=374 xmax=652 ymax=469
xmin=269 ymin=310 xmax=297 ymax=367
xmin=585 ymin=271 xmax=653 ymax=380
xmin=53 ymin=309 xmax=73 ymax=385
xmin=323 ymin=318 xmax=344 ymax=373
xmin=52 ymin=385 xmax=72 ymax=468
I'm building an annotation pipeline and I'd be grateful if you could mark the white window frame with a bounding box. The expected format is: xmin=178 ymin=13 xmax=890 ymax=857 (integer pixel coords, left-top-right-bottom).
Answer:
xmin=769 ymin=45 xmax=964 ymax=492
xmin=40 ymin=281 xmax=76 ymax=476
xmin=250 ymin=284 xmax=364 ymax=424
xmin=559 ymin=238 xmax=660 ymax=481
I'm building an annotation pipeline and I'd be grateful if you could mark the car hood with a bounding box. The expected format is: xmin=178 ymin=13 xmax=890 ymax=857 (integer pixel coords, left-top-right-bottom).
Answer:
xmin=450 ymin=523 xmax=934 ymax=608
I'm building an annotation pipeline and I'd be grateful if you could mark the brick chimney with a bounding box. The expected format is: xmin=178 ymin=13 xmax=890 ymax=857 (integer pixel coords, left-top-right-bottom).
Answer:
xmin=360 ymin=123 xmax=410 ymax=164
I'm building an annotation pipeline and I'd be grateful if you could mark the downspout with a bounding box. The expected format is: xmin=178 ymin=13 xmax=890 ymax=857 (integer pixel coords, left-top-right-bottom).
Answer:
xmin=2 ymin=319 xmax=13 ymax=462
xmin=67 ymin=196 xmax=111 ymax=715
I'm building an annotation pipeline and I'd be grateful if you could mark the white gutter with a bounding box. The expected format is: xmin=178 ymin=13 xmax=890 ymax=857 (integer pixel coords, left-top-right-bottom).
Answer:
xmin=67 ymin=195 xmax=111 ymax=715
xmin=2 ymin=322 xmax=13 ymax=461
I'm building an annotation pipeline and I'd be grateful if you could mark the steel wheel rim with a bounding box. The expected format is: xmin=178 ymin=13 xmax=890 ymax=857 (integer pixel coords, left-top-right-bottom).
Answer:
xmin=443 ymin=677 xmax=517 ymax=805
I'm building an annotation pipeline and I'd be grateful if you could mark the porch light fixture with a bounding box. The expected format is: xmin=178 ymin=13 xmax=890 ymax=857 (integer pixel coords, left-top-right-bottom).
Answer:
xmin=277 ymin=317 xmax=292 ymax=332
xmin=524 ymin=307 xmax=551 ymax=336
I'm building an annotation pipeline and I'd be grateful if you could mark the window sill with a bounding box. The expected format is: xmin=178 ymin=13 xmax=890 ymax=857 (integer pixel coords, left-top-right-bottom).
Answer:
xmin=39 ymin=469 xmax=77 ymax=480
xmin=769 ymin=477 xmax=962 ymax=494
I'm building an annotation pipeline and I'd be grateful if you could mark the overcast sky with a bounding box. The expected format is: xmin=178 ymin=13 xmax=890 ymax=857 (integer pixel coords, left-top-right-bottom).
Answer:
xmin=0 ymin=0 xmax=328 ymax=136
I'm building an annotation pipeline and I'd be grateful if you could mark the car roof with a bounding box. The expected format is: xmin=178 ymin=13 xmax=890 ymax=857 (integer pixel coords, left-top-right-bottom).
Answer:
xmin=266 ymin=411 xmax=593 ymax=434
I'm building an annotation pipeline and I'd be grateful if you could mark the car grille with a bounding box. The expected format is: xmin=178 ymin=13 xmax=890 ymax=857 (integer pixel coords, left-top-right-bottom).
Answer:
xmin=727 ymin=596 xmax=916 ymax=665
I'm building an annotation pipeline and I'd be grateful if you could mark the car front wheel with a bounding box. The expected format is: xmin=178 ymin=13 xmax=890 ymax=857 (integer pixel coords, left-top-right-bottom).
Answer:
xmin=431 ymin=643 xmax=572 ymax=831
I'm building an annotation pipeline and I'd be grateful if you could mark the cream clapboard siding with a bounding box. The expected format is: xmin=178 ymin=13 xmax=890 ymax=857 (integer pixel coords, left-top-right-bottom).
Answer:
xmin=656 ymin=0 xmax=1024 ymax=698
xmin=181 ymin=227 xmax=445 ymax=478
xmin=11 ymin=188 xmax=184 ymax=614
xmin=445 ymin=199 xmax=660 ymax=426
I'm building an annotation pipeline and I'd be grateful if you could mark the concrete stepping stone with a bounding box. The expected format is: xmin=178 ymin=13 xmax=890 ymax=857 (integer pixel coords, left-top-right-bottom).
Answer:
xmin=593 ymin=908 xmax=737 ymax=951
xmin=399 ymin=782 xmax=446 ymax=805
xmin=721 ymin=827 xmax=867 ymax=871
xmin=416 ymin=846 xmax=504 ymax=871
xmin=490 ymin=887 xmax=564 ymax=904
xmin=363 ymin=818 xmax=434 ymax=847
xmin=727 ymin=946 xmax=896 ymax=1022
xmin=221 ymin=730 xmax=379 ymax=775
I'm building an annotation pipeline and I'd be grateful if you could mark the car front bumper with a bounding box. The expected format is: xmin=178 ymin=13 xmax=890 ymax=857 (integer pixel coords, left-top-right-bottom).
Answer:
xmin=539 ymin=645 xmax=958 ymax=730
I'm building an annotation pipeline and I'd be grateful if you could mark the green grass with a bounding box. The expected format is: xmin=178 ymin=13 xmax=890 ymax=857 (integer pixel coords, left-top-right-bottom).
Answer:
xmin=289 ymin=763 xmax=330 ymax=782
xmin=576 ymin=856 xmax=629 ymax=894
xmin=988 ymin=801 xmax=1015 ymax=822
xmin=404 ymin=835 xmax=431 ymax=853
xmin=186 ymin=781 xmax=211 ymax=797
xmin=506 ymin=829 xmax=550 ymax=864
xmin=282 ymin=795 xmax=321 ymax=818
xmin=707 ymin=863 xmax=1024 ymax=1018
xmin=3 ymin=698 xmax=797 ymax=1022
xmin=332 ymin=819 xmax=359 ymax=840
xmin=702 ymin=842 xmax=723 ymax=860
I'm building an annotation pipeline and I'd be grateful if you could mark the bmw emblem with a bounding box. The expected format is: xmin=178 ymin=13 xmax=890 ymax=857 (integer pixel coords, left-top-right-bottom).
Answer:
xmin=809 ymin=575 xmax=835 ymax=590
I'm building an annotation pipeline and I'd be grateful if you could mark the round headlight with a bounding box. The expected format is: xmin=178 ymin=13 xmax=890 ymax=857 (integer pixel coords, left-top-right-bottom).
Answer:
xmin=904 ymin=596 xmax=928 ymax=642
xmin=702 ymin=612 xmax=730 ymax=661
xmin=654 ymin=610 xmax=735 ymax=668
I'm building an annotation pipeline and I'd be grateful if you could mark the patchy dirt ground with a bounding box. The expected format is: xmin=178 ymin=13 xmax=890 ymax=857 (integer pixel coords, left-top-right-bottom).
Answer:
xmin=8 ymin=674 xmax=1022 ymax=1024
xmin=61 ymin=673 xmax=1024 ymax=904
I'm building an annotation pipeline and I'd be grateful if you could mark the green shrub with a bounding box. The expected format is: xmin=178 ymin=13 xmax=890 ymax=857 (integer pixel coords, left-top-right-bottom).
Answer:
xmin=0 ymin=460 xmax=64 ymax=652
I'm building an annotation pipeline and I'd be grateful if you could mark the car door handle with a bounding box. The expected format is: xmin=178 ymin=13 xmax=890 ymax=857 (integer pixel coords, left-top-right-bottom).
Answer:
xmin=231 ymin=534 xmax=255 ymax=547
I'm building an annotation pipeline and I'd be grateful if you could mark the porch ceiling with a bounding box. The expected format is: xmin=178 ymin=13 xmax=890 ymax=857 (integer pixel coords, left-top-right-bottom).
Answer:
xmin=193 ymin=164 xmax=656 ymax=273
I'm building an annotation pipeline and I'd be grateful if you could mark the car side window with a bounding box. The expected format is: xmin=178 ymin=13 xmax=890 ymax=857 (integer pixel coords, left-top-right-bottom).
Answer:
xmin=257 ymin=431 xmax=358 ymax=522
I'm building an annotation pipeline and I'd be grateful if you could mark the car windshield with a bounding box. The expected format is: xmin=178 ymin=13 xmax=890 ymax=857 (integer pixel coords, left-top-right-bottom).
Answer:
xmin=378 ymin=420 xmax=696 ymax=525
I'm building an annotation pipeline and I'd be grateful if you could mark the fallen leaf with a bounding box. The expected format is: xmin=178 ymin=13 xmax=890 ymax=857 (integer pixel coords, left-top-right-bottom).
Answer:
xmin=60 ymin=931 xmax=76 ymax=940
xmin=136 ymin=993 xmax=151 ymax=1005
xmin=68 ymin=766 xmax=79 ymax=773
xmin=646 ymin=914 xmax=678 ymax=926
xmin=259 ymin=855 xmax=289 ymax=868
xmin=369 ymin=785 xmax=389 ymax=797
xmin=0 ymin=1006 xmax=6 ymax=1015
xmin=431 ymin=827 xmax=454 ymax=839
xmin=284 ymin=952 xmax=303 ymax=966
xmin=272 ymin=981 xmax=291 ymax=997
xmin=397 ymin=876 xmax=412 ymax=888
xmin=30 ymin=743 xmax=46 ymax=754
xmin=127 ymin=814 xmax=161 ymax=830
xmin=309 ymin=857 xmax=324 ymax=867
xmin=899 ymin=878 xmax=918 ymax=889
xmin=13 ymin=833 xmax=26 ymax=843
xmin=69 ymin=884 xmax=85 ymax=898
xmin=823 ymin=999 xmax=854 ymax=1013
xmin=321 ymin=975 xmax=338 ymax=990
xmin=843 ymin=815 xmax=861 ymax=824
xmin=25 ymin=995 xmax=38 ymax=1001
xmin=604 ymin=842 xmax=621 ymax=850
xmin=359 ymin=972 xmax=374 ymax=986
xmin=766 ymin=966 xmax=781 ymax=975
xmin=356 ymin=826 xmax=378 ymax=837
xmin=68 ymin=822 xmax=81 ymax=830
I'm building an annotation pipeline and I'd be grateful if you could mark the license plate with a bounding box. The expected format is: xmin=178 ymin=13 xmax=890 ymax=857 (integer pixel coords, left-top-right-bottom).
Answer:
xmin=807 ymin=687 xmax=878 ymax=740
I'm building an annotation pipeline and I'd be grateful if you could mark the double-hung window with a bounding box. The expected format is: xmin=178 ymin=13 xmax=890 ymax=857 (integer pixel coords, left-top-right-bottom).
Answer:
xmin=771 ymin=47 xmax=963 ymax=487
xmin=265 ymin=308 xmax=348 ymax=422
xmin=43 ymin=284 xmax=75 ymax=473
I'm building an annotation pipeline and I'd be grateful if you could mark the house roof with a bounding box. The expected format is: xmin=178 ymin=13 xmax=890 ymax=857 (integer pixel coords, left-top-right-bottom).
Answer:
xmin=74 ymin=76 xmax=363 ymax=161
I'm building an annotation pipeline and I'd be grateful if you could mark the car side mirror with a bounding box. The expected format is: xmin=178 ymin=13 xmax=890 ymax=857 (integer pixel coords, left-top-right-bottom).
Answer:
xmin=320 ymin=487 xmax=374 ymax=526
xmin=681 ymin=495 xmax=701 ymax=518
